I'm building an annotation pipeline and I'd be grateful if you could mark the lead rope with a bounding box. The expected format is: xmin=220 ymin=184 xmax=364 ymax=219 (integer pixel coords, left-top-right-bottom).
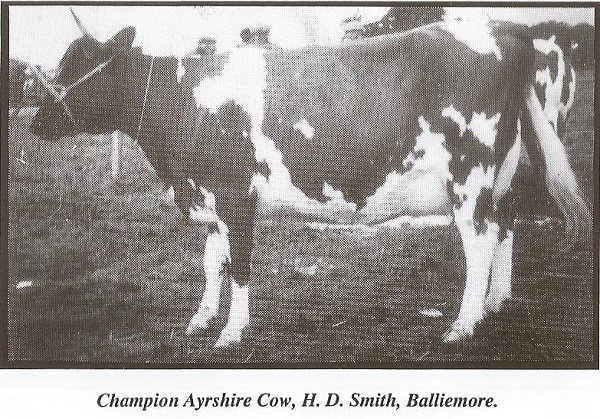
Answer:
xmin=136 ymin=56 xmax=155 ymax=141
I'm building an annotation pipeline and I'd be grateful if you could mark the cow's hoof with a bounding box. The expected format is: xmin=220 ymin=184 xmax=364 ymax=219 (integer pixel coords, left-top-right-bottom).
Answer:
xmin=484 ymin=294 xmax=510 ymax=314
xmin=442 ymin=323 xmax=474 ymax=343
xmin=185 ymin=311 xmax=213 ymax=335
xmin=214 ymin=329 xmax=241 ymax=348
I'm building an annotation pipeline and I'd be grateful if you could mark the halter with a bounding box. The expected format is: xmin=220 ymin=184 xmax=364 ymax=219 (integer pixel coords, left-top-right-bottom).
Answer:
xmin=30 ymin=57 xmax=113 ymax=129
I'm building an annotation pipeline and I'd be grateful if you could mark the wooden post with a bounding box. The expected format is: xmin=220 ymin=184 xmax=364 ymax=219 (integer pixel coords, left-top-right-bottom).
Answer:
xmin=111 ymin=130 xmax=120 ymax=179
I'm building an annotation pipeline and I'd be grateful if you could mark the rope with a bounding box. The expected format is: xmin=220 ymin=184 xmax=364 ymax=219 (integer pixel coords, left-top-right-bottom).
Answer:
xmin=136 ymin=56 xmax=155 ymax=141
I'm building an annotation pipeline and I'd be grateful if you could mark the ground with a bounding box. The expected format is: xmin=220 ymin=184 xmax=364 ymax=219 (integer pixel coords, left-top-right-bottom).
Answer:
xmin=6 ymin=70 xmax=595 ymax=365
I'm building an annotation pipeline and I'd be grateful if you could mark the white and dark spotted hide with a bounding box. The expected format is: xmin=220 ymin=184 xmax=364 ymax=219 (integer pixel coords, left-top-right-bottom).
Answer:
xmin=533 ymin=35 xmax=576 ymax=136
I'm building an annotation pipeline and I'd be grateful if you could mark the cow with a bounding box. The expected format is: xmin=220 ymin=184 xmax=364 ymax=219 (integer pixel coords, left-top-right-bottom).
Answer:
xmin=29 ymin=12 xmax=590 ymax=348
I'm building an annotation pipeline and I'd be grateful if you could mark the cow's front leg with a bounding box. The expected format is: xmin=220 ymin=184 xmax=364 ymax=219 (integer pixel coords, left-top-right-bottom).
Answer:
xmin=179 ymin=177 xmax=230 ymax=334
xmin=182 ymin=180 xmax=256 ymax=347
xmin=444 ymin=170 xmax=498 ymax=342
xmin=214 ymin=191 xmax=257 ymax=347
xmin=186 ymin=219 xmax=230 ymax=334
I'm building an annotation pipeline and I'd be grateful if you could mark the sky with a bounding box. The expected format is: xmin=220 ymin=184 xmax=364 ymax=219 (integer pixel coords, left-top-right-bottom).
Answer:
xmin=8 ymin=5 xmax=595 ymax=69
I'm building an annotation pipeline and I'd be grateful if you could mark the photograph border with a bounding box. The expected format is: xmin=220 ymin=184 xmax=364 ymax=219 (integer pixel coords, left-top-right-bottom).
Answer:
xmin=1 ymin=0 xmax=598 ymax=370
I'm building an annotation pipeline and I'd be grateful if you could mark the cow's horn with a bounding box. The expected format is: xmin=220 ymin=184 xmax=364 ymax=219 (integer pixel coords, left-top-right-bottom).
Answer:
xmin=70 ymin=8 xmax=93 ymax=37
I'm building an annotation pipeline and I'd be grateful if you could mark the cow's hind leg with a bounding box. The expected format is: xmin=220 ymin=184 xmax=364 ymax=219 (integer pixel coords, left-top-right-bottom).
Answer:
xmin=484 ymin=193 xmax=515 ymax=314
xmin=444 ymin=169 xmax=499 ymax=342
xmin=484 ymin=115 xmax=522 ymax=314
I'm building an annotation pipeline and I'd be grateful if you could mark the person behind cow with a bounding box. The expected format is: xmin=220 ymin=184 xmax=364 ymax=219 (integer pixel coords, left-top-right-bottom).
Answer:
xmin=237 ymin=24 xmax=280 ymax=49
xmin=341 ymin=14 xmax=365 ymax=41
xmin=9 ymin=59 xmax=29 ymax=117
xmin=9 ymin=60 xmax=46 ymax=117
xmin=185 ymin=37 xmax=216 ymax=56
xmin=342 ymin=27 xmax=365 ymax=41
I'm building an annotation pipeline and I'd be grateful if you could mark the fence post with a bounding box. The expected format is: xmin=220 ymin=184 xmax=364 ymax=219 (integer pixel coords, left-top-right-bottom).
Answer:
xmin=111 ymin=130 xmax=120 ymax=179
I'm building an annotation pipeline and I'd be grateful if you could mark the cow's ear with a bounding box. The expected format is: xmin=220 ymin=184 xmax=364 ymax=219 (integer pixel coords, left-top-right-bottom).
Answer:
xmin=108 ymin=27 xmax=136 ymax=53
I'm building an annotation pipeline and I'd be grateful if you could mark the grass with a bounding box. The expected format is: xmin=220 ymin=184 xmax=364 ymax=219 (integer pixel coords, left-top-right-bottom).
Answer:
xmin=6 ymin=71 xmax=595 ymax=364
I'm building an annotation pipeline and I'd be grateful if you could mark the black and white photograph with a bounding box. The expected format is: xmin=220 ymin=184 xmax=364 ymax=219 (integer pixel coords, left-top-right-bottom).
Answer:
xmin=3 ymin=3 xmax=597 ymax=367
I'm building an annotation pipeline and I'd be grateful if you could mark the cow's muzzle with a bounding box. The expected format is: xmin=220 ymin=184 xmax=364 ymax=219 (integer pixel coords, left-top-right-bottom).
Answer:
xmin=28 ymin=58 xmax=114 ymax=134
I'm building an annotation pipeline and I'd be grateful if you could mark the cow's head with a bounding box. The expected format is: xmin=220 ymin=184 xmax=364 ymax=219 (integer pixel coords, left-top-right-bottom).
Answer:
xmin=30 ymin=11 xmax=136 ymax=140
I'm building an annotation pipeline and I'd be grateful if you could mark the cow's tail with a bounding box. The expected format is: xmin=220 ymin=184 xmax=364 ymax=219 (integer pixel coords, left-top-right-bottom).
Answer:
xmin=523 ymin=84 xmax=591 ymax=247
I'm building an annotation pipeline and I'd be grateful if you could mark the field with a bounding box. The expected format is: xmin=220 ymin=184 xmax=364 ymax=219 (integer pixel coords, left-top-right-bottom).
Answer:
xmin=6 ymin=70 xmax=595 ymax=365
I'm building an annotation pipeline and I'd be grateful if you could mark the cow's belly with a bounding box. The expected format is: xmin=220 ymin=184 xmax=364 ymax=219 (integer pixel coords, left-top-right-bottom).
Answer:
xmin=186 ymin=48 xmax=456 ymax=226
xmin=251 ymin=165 xmax=451 ymax=225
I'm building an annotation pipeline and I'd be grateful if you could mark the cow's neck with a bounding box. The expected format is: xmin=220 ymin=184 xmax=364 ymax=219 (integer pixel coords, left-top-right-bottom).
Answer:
xmin=113 ymin=52 xmax=184 ymax=192
xmin=117 ymin=52 xmax=181 ymax=144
